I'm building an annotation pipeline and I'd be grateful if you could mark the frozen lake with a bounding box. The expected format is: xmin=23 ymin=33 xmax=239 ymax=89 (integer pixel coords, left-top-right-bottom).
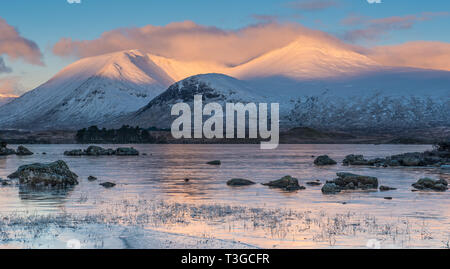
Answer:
xmin=0 ymin=144 xmax=449 ymax=248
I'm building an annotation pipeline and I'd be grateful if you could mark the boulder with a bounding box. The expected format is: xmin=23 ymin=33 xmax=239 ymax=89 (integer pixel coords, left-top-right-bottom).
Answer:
xmin=206 ymin=160 xmax=221 ymax=165
xmin=0 ymin=178 xmax=13 ymax=186
xmin=16 ymin=146 xmax=33 ymax=156
xmin=343 ymin=155 xmax=370 ymax=166
xmin=88 ymin=176 xmax=97 ymax=181
xmin=86 ymin=146 xmax=115 ymax=156
xmin=379 ymin=185 xmax=397 ymax=191
xmin=402 ymin=157 xmax=421 ymax=166
xmin=321 ymin=183 xmax=341 ymax=194
xmin=7 ymin=160 xmax=78 ymax=186
xmin=227 ymin=178 xmax=256 ymax=186
xmin=64 ymin=146 xmax=138 ymax=156
xmin=412 ymin=178 xmax=448 ymax=191
xmin=314 ymin=155 xmax=337 ymax=165
xmin=336 ymin=172 xmax=378 ymax=188
xmin=323 ymin=172 xmax=378 ymax=193
xmin=262 ymin=175 xmax=305 ymax=191
xmin=306 ymin=180 xmax=322 ymax=186
xmin=64 ymin=149 xmax=84 ymax=156
xmin=100 ymin=182 xmax=116 ymax=188
xmin=0 ymin=144 xmax=15 ymax=156
xmin=115 ymin=147 xmax=139 ymax=156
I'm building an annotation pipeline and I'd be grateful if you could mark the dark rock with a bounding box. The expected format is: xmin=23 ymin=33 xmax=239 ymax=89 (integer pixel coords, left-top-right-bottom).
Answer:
xmin=227 ymin=178 xmax=256 ymax=186
xmin=100 ymin=182 xmax=116 ymax=188
xmin=314 ymin=155 xmax=337 ymax=165
xmin=262 ymin=175 xmax=305 ymax=191
xmin=184 ymin=178 xmax=190 ymax=182
xmin=343 ymin=155 xmax=370 ymax=166
xmin=0 ymin=145 xmax=15 ymax=156
xmin=7 ymin=160 xmax=78 ymax=186
xmin=115 ymin=147 xmax=139 ymax=156
xmin=64 ymin=149 xmax=85 ymax=156
xmin=207 ymin=160 xmax=221 ymax=165
xmin=0 ymin=178 xmax=13 ymax=186
xmin=64 ymin=146 xmax=138 ymax=156
xmin=402 ymin=157 xmax=421 ymax=166
xmin=379 ymin=185 xmax=397 ymax=191
xmin=321 ymin=183 xmax=341 ymax=194
xmin=16 ymin=146 xmax=33 ymax=156
xmin=88 ymin=176 xmax=97 ymax=181
xmin=336 ymin=172 xmax=378 ymax=188
xmin=306 ymin=180 xmax=322 ymax=186
xmin=412 ymin=178 xmax=448 ymax=192
xmin=323 ymin=172 xmax=378 ymax=193
xmin=86 ymin=146 xmax=115 ymax=156
xmin=384 ymin=197 xmax=393 ymax=200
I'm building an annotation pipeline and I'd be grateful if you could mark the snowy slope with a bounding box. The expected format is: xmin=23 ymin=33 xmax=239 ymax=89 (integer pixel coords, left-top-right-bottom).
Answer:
xmin=0 ymin=50 xmax=223 ymax=130
xmin=116 ymin=73 xmax=265 ymax=129
xmin=230 ymin=37 xmax=381 ymax=80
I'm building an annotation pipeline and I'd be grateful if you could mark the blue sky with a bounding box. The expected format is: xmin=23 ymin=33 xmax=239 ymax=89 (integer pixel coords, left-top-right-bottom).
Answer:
xmin=1 ymin=0 xmax=449 ymax=93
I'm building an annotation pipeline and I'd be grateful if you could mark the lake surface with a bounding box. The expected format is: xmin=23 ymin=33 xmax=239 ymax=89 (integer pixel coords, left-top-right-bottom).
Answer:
xmin=0 ymin=144 xmax=449 ymax=249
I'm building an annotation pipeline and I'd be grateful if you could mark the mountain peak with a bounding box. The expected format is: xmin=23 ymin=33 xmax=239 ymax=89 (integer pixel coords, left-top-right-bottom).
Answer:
xmin=230 ymin=37 xmax=381 ymax=80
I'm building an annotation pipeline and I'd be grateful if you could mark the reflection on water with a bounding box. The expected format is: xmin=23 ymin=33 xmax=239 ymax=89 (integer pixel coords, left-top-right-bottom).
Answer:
xmin=0 ymin=144 xmax=449 ymax=248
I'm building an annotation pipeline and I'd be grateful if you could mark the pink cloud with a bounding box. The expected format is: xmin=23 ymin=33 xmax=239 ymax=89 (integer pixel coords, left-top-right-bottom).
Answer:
xmin=0 ymin=76 xmax=22 ymax=97
xmin=0 ymin=17 xmax=44 ymax=66
xmin=53 ymin=21 xmax=350 ymax=66
xmin=367 ymin=41 xmax=450 ymax=71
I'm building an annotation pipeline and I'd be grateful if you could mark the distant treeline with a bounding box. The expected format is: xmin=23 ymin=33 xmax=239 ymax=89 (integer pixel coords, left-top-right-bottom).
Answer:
xmin=75 ymin=125 xmax=168 ymax=144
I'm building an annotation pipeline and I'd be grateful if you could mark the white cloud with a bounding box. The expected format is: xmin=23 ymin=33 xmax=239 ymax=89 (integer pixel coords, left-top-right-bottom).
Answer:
xmin=367 ymin=0 xmax=382 ymax=3
xmin=67 ymin=0 xmax=81 ymax=4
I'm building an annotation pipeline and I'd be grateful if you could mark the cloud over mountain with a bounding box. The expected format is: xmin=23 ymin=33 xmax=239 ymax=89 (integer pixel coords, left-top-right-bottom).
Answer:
xmin=52 ymin=21 xmax=353 ymax=66
xmin=0 ymin=17 xmax=44 ymax=66
xmin=368 ymin=41 xmax=450 ymax=71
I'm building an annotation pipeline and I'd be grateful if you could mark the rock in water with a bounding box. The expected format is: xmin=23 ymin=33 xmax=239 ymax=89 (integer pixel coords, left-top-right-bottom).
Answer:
xmin=64 ymin=146 xmax=138 ymax=156
xmin=100 ymin=182 xmax=116 ymax=188
xmin=412 ymin=178 xmax=448 ymax=192
xmin=115 ymin=147 xmax=139 ymax=156
xmin=335 ymin=172 xmax=378 ymax=189
xmin=321 ymin=182 xmax=341 ymax=194
xmin=86 ymin=146 xmax=115 ymax=156
xmin=322 ymin=172 xmax=378 ymax=194
xmin=0 ymin=142 xmax=15 ymax=156
xmin=207 ymin=160 xmax=221 ymax=165
xmin=64 ymin=149 xmax=85 ymax=156
xmin=314 ymin=155 xmax=337 ymax=165
xmin=227 ymin=178 xmax=256 ymax=186
xmin=379 ymin=185 xmax=397 ymax=191
xmin=262 ymin=175 xmax=305 ymax=191
xmin=343 ymin=155 xmax=369 ymax=166
xmin=306 ymin=180 xmax=322 ymax=186
xmin=16 ymin=145 xmax=34 ymax=156
xmin=88 ymin=176 xmax=98 ymax=181
xmin=7 ymin=160 xmax=78 ymax=186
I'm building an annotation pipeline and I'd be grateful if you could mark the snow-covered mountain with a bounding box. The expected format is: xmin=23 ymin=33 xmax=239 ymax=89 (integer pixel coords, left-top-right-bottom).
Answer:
xmin=0 ymin=37 xmax=449 ymax=131
xmin=0 ymin=50 xmax=224 ymax=130
xmin=230 ymin=36 xmax=382 ymax=80
xmin=116 ymin=73 xmax=265 ymax=129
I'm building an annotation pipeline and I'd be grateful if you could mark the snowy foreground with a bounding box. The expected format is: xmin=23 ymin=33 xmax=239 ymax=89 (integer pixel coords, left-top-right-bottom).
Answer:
xmin=1 ymin=200 xmax=448 ymax=249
